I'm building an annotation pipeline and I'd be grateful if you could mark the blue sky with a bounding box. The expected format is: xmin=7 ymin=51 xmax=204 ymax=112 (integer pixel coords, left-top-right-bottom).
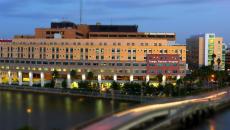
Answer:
xmin=0 ymin=0 xmax=229 ymax=43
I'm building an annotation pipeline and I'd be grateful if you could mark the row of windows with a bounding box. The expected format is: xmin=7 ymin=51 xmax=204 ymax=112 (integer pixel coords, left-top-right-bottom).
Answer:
xmin=148 ymin=70 xmax=178 ymax=74
xmin=0 ymin=60 xmax=150 ymax=67
xmin=11 ymin=42 xmax=164 ymax=46
xmin=0 ymin=47 xmax=185 ymax=55
xmin=148 ymin=63 xmax=178 ymax=67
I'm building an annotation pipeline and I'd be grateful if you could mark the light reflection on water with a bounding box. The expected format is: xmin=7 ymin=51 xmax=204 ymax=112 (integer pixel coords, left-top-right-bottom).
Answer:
xmin=193 ymin=108 xmax=230 ymax=130
xmin=209 ymin=119 xmax=216 ymax=130
xmin=0 ymin=90 xmax=137 ymax=130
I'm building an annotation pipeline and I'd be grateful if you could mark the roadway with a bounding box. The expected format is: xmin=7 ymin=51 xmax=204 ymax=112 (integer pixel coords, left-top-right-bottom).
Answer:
xmin=77 ymin=88 xmax=230 ymax=130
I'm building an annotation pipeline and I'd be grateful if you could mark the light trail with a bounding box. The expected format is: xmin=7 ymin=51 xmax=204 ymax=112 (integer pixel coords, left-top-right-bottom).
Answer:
xmin=81 ymin=90 xmax=229 ymax=130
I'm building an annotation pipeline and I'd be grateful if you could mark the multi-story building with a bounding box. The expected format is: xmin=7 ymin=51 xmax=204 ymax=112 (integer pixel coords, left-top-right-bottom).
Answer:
xmin=225 ymin=47 xmax=230 ymax=71
xmin=0 ymin=21 xmax=186 ymax=88
xmin=186 ymin=33 xmax=225 ymax=70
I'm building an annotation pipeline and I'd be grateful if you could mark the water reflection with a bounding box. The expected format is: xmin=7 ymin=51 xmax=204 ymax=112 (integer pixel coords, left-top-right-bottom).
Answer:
xmin=65 ymin=97 xmax=72 ymax=114
xmin=16 ymin=94 xmax=22 ymax=111
xmin=0 ymin=90 xmax=137 ymax=130
xmin=96 ymin=100 xmax=104 ymax=116
xmin=38 ymin=95 xmax=45 ymax=112
xmin=209 ymin=119 xmax=216 ymax=130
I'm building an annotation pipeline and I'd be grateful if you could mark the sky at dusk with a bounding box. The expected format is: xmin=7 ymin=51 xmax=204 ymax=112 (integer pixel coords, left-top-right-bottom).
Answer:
xmin=0 ymin=0 xmax=229 ymax=44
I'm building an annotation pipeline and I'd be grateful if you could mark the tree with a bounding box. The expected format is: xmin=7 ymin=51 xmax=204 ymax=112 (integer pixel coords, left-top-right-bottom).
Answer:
xmin=157 ymin=74 xmax=163 ymax=83
xmin=50 ymin=79 xmax=55 ymax=88
xmin=164 ymin=83 xmax=174 ymax=97
xmin=176 ymin=79 xmax=183 ymax=96
xmin=215 ymin=71 xmax=228 ymax=88
xmin=87 ymin=71 xmax=94 ymax=80
xmin=142 ymin=82 xmax=155 ymax=96
xmin=78 ymin=81 xmax=91 ymax=90
xmin=70 ymin=70 xmax=77 ymax=79
xmin=122 ymin=82 xmax=141 ymax=95
xmin=52 ymin=70 xmax=59 ymax=79
xmin=110 ymin=81 xmax=121 ymax=90
xmin=62 ymin=79 xmax=67 ymax=89
xmin=217 ymin=58 xmax=221 ymax=70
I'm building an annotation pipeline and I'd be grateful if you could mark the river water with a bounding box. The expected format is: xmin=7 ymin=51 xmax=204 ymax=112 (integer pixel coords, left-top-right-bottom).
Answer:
xmin=192 ymin=108 xmax=230 ymax=130
xmin=0 ymin=90 xmax=137 ymax=130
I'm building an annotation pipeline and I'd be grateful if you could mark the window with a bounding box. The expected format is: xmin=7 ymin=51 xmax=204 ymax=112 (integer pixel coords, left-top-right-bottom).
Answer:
xmin=134 ymin=70 xmax=139 ymax=73
xmin=96 ymin=56 xmax=99 ymax=60
xmin=158 ymin=70 xmax=162 ymax=74
xmin=173 ymin=70 xmax=178 ymax=74
xmin=63 ymin=62 xmax=68 ymax=65
xmin=49 ymin=62 xmax=55 ymax=65
xmin=78 ymin=62 xmax=83 ymax=65
xmin=93 ymin=63 xmax=98 ymax=66
xmin=150 ymin=70 xmax=154 ymax=73
xmin=150 ymin=64 xmax=155 ymax=66
xmin=101 ymin=49 xmax=104 ymax=53
xmin=133 ymin=63 xmax=139 ymax=66
xmin=70 ymin=62 xmax=75 ymax=65
xmin=125 ymin=63 xmax=131 ymax=66
xmin=117 ymin=63 xmax=123 ymax=66
xmin=141 ymin=64 xmax=147 ymax=66
xmin=141 ymin=70 xmax=146 ymax=73
xmin=166 ymin=63 xmax=171 ymax=66
xmin=160 ymin=50 xmax=163 ymax=54
xmin=96 ymin=48 xmax=100 ymax=53
xmin=158 ymin=63 xmax=163 ymax=67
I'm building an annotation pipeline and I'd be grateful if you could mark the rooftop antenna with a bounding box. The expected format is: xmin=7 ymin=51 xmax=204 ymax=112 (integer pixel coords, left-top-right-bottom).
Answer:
xmin=80 ymin=0 xmax=83 ymax=24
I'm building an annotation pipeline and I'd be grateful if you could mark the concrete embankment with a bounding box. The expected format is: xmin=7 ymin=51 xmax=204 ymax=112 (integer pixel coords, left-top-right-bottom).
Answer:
xmin=0 ymin=86 xmax=159 ymax=103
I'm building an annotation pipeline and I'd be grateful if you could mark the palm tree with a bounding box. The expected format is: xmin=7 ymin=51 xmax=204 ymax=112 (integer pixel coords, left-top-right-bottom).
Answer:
xmin=217 ymin=58 xmax=221 ymax=71
xmin=51 ymin=70 xmax=59 ymax=88
xmin=211 ymin=53 xmax=216 ymax=69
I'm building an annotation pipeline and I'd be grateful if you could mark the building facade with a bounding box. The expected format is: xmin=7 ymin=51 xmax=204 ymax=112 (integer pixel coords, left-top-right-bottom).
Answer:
xmin=0 ymin=21 xmax=186 ymax=88
xmin=225 ymin=48 xmax=230 ymax=71
xmin=186 ymin=33 xmax=225 ymax=70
